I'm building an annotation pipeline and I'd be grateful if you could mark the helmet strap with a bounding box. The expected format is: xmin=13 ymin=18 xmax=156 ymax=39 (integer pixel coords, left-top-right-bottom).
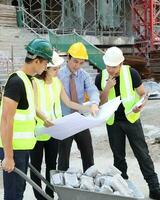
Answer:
xmin=26 ymin=52 xmax=37 ymax=59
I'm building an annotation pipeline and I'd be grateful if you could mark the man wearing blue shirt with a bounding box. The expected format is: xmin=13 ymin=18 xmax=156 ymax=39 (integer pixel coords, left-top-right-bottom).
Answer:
xmin=58 ymin=42 xmax=100 ymax=172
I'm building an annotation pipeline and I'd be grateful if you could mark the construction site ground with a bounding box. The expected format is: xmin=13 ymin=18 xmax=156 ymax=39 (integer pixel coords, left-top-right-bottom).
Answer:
xmin=0 ymin=100 xmax=160 ymax=199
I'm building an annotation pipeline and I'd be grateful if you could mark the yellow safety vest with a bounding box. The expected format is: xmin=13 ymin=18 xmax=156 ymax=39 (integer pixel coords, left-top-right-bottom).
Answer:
xmin=34 ymin=77 xmax=62 ymax=141
xmin=0 ymin=71 xmax=36 ymax=150
xmin=101 ymin=65 xmax=140 ymax=125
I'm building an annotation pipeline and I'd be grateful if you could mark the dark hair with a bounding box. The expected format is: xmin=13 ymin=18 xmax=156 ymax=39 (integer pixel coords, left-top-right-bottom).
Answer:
xmin=68 ymin=54 xmax=72 ymax=60
xmin=25 ymin=52 xmax=47 ymax=63
xmin=35 ymin=70 xmax=47 ymax=81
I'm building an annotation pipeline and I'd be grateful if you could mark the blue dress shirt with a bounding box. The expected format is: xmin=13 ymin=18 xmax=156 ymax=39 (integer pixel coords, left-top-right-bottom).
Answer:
xmin=58 ymin=64 xmax=100 ymax=115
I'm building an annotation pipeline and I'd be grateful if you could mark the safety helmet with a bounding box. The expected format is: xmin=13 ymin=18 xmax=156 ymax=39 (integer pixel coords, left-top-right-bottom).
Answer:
xmin=25 ymin=38 xmax=53 ymax=62
xmin=103 ymin=46 xmax=124 ymax=67
xmin=67 ymin=42 xmax=88 ymax=60
xmin=47 ymin=51 xmax=64 ymax=68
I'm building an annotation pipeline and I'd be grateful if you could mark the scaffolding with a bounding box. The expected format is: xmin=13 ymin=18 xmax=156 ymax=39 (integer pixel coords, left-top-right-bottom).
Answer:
xmin=17 ymin=0 xmax=132 ymax=36
xmin=131 ymin=0 xmax=160 ymax=57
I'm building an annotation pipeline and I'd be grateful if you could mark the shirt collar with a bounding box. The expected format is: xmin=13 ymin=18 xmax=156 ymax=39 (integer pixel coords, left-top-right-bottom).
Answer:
xmin=66 ymin=65 xmax=78 ymax=77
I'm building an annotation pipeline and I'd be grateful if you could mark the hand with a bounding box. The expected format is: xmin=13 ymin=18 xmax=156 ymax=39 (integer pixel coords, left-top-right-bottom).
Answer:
xmin=43 ymin=119 xmax=54 ymax=127
xmin=106 ymin=76 xmax=116 ymax=90
xmin=90 ymin=104 xmax=99 ymax=117
xmin=2 ymin=157 xmax=15 ymax=173
xmin=132 ymin=94 xmax=148 ymax=113
xmin=132 ymin=105 xmax=142 ymax=113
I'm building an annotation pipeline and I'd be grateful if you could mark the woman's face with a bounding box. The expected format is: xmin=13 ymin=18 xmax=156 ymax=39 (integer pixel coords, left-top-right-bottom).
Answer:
xmin=47 ymin=67 xmax=60 ymax=77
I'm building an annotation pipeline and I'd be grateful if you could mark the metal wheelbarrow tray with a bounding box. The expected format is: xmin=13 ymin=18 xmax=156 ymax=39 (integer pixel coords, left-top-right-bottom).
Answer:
xmin=51 ymin=170 xmax=148 ymax=200
xmin=54 ymin=184 xmax=146 ymax=200
xmin=0 ymin=163 xmax=149 ymax=200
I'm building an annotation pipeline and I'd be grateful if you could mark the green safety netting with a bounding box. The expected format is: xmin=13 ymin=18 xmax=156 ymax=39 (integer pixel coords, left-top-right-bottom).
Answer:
xmin=48 ymin=31 xmax=105 ymax=70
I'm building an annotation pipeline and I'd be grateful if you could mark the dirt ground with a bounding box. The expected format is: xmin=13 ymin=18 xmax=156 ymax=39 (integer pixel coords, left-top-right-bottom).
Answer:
xmin=0 ymin=100 xmax=160 ymax=199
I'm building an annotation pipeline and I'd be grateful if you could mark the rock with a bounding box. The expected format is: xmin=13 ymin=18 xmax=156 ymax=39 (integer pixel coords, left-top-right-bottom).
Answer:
xmin=51 ymin=173 xmax=64 ymax=185
xmin=84 ymin=165 xmax=99 ymax=178
xmin=64 ymin=172 xmax=79 ymax=188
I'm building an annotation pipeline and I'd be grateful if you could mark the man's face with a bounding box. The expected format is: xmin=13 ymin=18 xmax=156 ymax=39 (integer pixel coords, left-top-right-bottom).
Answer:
xmin=106 ymin=64 xmax=121 ymax=77
xmin=34 ymin=59 xmax=48 ymax=75
xmin=68 ymin=57 xmax=85 ymax=73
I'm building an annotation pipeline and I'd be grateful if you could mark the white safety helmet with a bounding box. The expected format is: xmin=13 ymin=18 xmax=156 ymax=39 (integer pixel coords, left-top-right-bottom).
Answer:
xmin=47 ymin=51 xmax=64 ymax=68
xmin=103 ymin=46 xmax=125 ymax=67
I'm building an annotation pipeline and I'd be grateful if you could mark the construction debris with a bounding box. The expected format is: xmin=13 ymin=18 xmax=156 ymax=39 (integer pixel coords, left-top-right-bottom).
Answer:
xmin=51 ymin=165 xmax=144 ymax=198
xmin=51 ymin=173 xmax=64 ymax=186
xmin=64 ymin=172 xmax=80 ymax=188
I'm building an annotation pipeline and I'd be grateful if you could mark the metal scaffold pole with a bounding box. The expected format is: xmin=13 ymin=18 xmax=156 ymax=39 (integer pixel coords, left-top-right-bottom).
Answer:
xmin=41 ymin=0 xmax=46 ymax=27
xmin=132 ymin=0 xmax=160 ymax=58
xmin=16 ymin=0 xmax=131 ymax=37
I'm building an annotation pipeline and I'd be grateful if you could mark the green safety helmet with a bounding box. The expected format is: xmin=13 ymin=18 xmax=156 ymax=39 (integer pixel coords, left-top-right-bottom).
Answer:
xmin=25 ymin=38 xmax=53 ymax=62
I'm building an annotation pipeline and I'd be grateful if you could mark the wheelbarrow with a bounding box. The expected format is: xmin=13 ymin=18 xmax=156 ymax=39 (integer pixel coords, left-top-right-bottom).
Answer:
xmin=0 ymin=162 xmax=149 ymax=200
xmin=50 ymin=170 xmax=148 ymax=200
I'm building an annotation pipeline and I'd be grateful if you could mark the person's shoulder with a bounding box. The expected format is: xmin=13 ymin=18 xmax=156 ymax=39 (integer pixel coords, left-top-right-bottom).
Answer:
xmin=7 ymin=73 xmax=23 ymax=85
xmin=78 ymin=68 xmax=92 ymax=80
xmin=95 ymin=71 xmax=102 ymax=79
xmin=59 ymin=65 xmax=67 ymax=73
xmin=128 ymin=66 xmax=142 ymax=88
xmin=53 ymin=77 xmax=61 ymax=84
xmin=95 ymin=72 xmax=102 ymax=83
xmin=4 ymin=72 xmax=25 ymax=101
xmin=79 ymin=68 xmax=89 ymax=74
xmin=130 ymin=66 xmax=138 ymax=73
xmin=95 ymin=71 xmax=102 ymax=90
xmin=129 ymin=67 xmax=141 ymax=77
xmin=58 ymin=65 xmax=68 ymax=78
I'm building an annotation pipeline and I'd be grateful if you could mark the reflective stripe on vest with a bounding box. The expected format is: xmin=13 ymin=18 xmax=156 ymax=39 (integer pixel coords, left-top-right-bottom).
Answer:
xmin=34 ymin=77 xmax=62 ymax=141
xmin=0 ymin=71 xmax=36 ymax=150
xmin=101 ymin=65 xmax=140 ymax=125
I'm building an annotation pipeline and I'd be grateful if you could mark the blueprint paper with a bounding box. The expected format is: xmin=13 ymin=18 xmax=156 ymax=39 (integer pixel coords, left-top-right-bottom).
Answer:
xmin=35 ymin=97 xmax=121 ymax=140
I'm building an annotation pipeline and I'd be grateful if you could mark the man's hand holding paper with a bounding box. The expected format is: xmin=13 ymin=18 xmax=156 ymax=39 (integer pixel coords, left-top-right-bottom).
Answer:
xmin=127 ymin=93 xmax=148 ymax=114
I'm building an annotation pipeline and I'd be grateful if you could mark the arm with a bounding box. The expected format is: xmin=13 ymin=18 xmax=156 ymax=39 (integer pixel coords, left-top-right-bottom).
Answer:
xmin=60 ymin=85 xmax=89 ymax=112
xmin=0 ymin=97 xmax=17 ymax=172
xmin=84 ymin=72 xmax=100 ymax=105
xmin=133 ymin=84 xmax=148 ymax=113
xmin=84 ymin=72 xmax=100 ymax=116
xmin=136 ymin=83 xmax=146 ymax=97
xmin=100 ymin=87 xmax=110 ymax=105
xmin=36 ymin=110 xmax=54 ymax=127
xmin=130 ymin=69 xmax=147 ymax=113
xmin=33 ymin=79 xmax=53 ymax=127
xmin=100 ymin=76 xmax=116 ymax=105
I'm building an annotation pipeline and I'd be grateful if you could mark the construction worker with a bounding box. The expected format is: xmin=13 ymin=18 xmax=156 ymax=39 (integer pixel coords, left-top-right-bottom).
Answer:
xmin=30 ymin=50 xmax=93 ymax=199
xmin=58 ymin=42 xmax=100 ymax=172
xmin=95 ymin=46 xmax=160 ymax=200
xmin=0 ymin=38 xmax=53 ymax=200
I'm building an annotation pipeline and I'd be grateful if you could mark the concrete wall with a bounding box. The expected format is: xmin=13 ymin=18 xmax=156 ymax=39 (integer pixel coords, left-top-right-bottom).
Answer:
xmin=0 ymin=0 xmax=12 ymax=5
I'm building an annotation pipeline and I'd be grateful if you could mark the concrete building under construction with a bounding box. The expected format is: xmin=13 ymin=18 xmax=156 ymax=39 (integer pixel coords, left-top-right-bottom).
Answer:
xmin=1 ymin=0 xmax=160 ymax=80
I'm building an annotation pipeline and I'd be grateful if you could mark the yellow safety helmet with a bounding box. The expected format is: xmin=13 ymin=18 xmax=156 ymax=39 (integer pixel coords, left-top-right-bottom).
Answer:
xmin=67 ymin=42 xmax=88 ymax=60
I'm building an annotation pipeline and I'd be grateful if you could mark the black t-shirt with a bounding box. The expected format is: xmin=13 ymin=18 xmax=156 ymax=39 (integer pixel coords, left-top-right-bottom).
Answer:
xmin=95 ymin=68 xmax=142 ymax=121
xmin=4 ymin=73 xmax=33 ymax=110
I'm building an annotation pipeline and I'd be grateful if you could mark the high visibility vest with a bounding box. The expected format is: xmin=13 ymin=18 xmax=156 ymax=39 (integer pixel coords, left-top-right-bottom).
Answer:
xmin=34 ymin=77 xmax=62 ymax=141
xmin=0 ymin=71 xmax=36 ymax=150
xmin=101 ymin=65 xmax=140 ymax=125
